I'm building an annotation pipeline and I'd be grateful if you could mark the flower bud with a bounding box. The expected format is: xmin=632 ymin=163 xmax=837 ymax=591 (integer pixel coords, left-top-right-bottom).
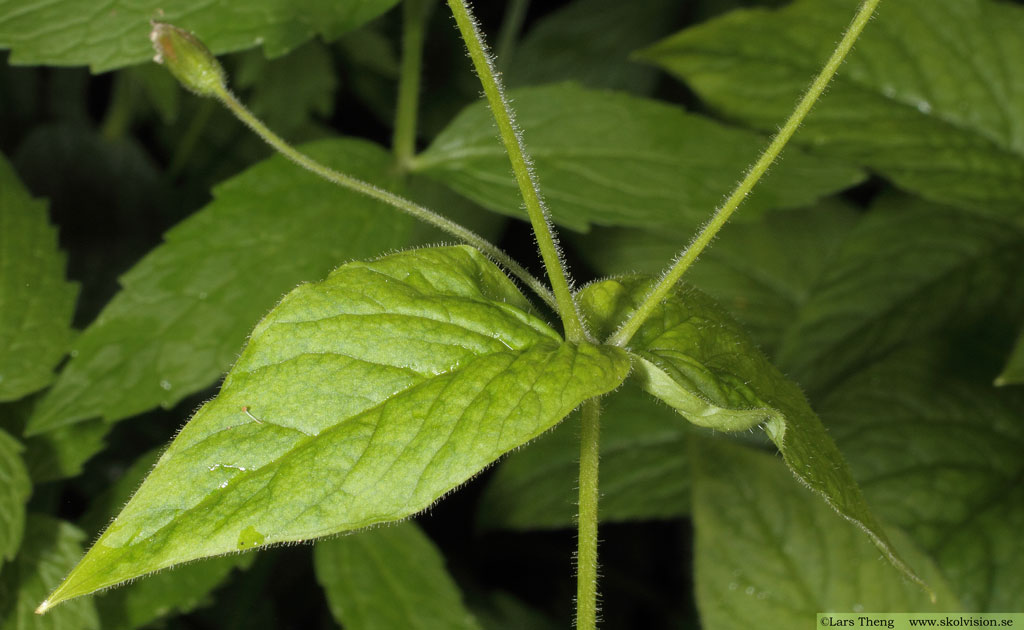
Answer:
xmin=150 ymin=21 xmax=226 ymax=98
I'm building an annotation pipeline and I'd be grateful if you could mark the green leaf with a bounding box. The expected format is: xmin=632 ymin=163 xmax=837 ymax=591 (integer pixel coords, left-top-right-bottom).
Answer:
xmin=314 ymin=521 xmax=481 ymax=630
xmin=777 ymin=197 xmax=1024 ymax=395
xmin=0 ymin=429 xmax=30 ymax=571
xmin=414 ymin=83 xmax=864 ymax=232
xmin=505 ymin=0 xmax=678 ymax=94
xmin=823 ymin=343 xmax=1024 ymax=610
xmin=0 ymin=152 xmax=77 ymax=402
xmin=0 ymin=0 xmax=401 ymax=72
xmin=26 ymin=138 xmax=416 ymax=437
xmin=576 ymin=201 xmax=859 ymax=355
xmin=578 ymin=276 xmax=926 ymax=589
xmin=996 ymin=328 xmax=1024 ymax=386
xmin=479 ymin=383 xmax=689 ymax=530
xmin=79 ymin=449 xmax=250 ymax=630
xmin=638 ymin=0 xmax=1024 ymax=217
xmin=22 ymin=419 xmax=108 ymax=484
xmin=692 ymin=436 xmax=960 ymax=629
xmin=0 ymin=516 xmax=99 ymax=630
xmin=42 ymin=246 xmax=630 ymax=607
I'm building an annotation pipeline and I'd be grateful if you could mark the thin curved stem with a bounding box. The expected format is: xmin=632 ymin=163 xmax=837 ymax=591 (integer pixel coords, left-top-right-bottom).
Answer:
xmin=213 ymin=86 xmax=557 ymax=310
xmin=576 ymin=398 xmax=602 ymax=630
xmin=608 ymin=0 xmax=883 ymax=348
xmin=446 ymin=0 xmax=587 ymax=344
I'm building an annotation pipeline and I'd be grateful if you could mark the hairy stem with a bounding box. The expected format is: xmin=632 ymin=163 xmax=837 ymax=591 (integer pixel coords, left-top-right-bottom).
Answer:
xmin=213 ymin=86 xmax=557 ymax=310
xmin=446 ymin=0 xmax=587 ymax=343
xmin=576 ymin=398 xmax=602 ymax=630
xmin=393 ymin=0 xmax=432 ymax=169
xmin=608 ymin=0 xmax=883 ymax=348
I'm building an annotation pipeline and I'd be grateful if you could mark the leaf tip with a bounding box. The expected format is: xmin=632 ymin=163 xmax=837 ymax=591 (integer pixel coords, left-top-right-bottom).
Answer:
xmin=34 ymin=599 xmax=52 ymax=615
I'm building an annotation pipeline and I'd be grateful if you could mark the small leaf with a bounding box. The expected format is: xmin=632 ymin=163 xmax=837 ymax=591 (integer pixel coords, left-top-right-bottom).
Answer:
xmin=479 ymin=383 xmax=689 ymax=530
xmin=0 ymin=0 xmax=401 ymax=72
xmin=41 ymin=246 xmax=630 ymax=607
xmin=638 ymin=0 xmax=1024 ymax=217
xmin=27 ymin=139 xmax=416 ymax=436
xmin=414 ymin=83 xmax=864 ymax=232
xmin=578 ymin=276 xmax=927 ymax=590
xmin=692 ymin=436 xmax=959 ymax=630
xmin=0 ymin=516 xmax=99 ymax=629
xmin=777 ymin=197 xmax=1024 ymax=394
xmin=505 ymin=0 xmax=678 ymax=94
xmin=996 ymin=328 xmax=1024 ymax=386
xmin=823 ymin=342 xmax=1024 ymax=610
xmin=0 ymin=152 xmax=77 ymax=402
xmin=314 ymin=522 xmax=481 ymax=630
xmin=0 ymin=429 xmax=31 ymax=572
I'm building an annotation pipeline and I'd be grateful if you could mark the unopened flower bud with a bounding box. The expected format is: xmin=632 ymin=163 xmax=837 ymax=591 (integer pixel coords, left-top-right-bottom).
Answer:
xmin=150 ymin=21 xmax=226 ymax=98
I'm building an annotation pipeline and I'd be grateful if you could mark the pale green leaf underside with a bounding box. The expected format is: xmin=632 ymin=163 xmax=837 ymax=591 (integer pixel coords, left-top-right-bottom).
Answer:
xmin=0 ymin=516 xmax=99 ymax=630
xmin=27 ymin=139 xmax=415 ymax=437
xmin=0 ymin=153 xmax=77 ymax=402
xmin=479 ymin=384 xmax=689 ymax=530
xmin=777 ymin=197 xmax=1024 ymax=395
xmin=0 ymin=430 xmax=31 ymax=570
xmin=414 ymin=83 xmax=864 ymax=232
xmin=0 ymin=0 xmax=400 ymax=72
xmin=578 ymin=277 xmax=926 ymax=590
xmin=43 ymin=246 xmax=630 ymax=607
xmin=996 ymin=329 xmax=1024 ymax=386
xmin=314 ymin=522 xmax=481 ymax=630
xmin=639 ymin=0 xmax=1024 ymax=217
xmin=693 ymin=437 xmax=959 ymax=630
xmin=824 ymin=343 xmax=1024 ymax=610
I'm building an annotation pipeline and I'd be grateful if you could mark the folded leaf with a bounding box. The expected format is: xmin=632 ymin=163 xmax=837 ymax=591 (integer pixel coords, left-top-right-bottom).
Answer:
xmin=578 ymin=276 xmax=926 ymax=590
xmin=27 ymin=139 xmax=415 ymax=437
xmin=639 ymin=0 xmax=1024 ymax=217
xmin=0 ymin=0 xmax=400 ymax=72
xmin=41 ymin=246 xmax=630 ymax=608
xmin=414 ymin=83 xmax=864 ymax=232
xmin=479 ymin=383 xmax=689 ymax=530
xmin=777 ymin=197 xmax=1024 ymax=394
xmin=314 ymin=522 xmax=481 ymax=630
xmin=823 ymin=342 xmax=1024 ymax=610
xmin=0 ymin=430 xmax=30 ymax=571
xmin=0 ymin=516 xmax=99 ymax=630
xmin=0 ymin=152 xmax=77 ymax=402
xmin=692 ymin=436 xmax=959 ymax=630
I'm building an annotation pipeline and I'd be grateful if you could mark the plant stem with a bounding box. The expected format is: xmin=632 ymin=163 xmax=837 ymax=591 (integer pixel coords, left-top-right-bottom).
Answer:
xmin=495 ymin=0 xmax=531 ymax=69
xmin=607 ymin=0 xmax=883 ymax=348
xmin=446 ymin=0 xmax=587 ymax=344
xmin=393 ymin=0 xmax=432 ymax=169
xmin=576 ymin=398 xmax=602 ymax=630
xmin=213 ymin=85 xmax=557 ymax=310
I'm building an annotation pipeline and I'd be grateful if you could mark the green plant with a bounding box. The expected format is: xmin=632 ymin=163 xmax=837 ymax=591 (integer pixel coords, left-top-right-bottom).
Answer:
xmin=2 ymin=0 xmax=1022 ymax=628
